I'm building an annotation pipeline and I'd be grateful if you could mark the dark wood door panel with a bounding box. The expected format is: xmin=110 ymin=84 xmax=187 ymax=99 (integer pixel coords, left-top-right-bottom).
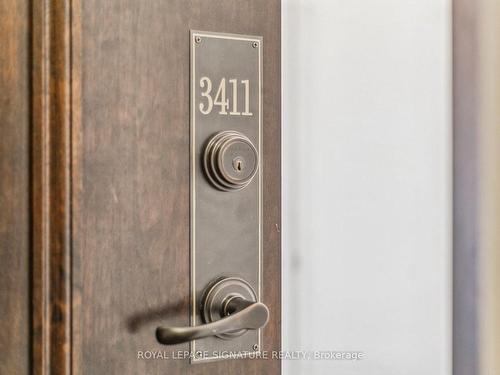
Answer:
xmin=72 ymin=1 xmax=280 ymax=374
xmin=0 ymin=0 xmax=31 ymax=374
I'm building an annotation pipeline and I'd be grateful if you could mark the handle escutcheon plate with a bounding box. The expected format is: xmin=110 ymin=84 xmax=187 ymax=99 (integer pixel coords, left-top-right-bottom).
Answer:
xmin=190 ymin=30 xmax=263 ymax=362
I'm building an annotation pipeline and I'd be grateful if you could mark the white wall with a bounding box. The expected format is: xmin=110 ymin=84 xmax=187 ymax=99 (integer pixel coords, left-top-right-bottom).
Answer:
xmin=282 ymin=1 xmax=452 ymax=374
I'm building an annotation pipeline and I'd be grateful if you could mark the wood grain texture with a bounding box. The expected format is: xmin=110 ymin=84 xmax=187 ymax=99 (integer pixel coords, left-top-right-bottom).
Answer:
xmin=0 ymin=0 xmax=31 ymax=373
xmin=453 ymin=1 xmax=479 ymax=375
xmin=72 ymin=0 xmax=281 ymax=374
xmin=32 ymin=0 xmax=72 ymax=374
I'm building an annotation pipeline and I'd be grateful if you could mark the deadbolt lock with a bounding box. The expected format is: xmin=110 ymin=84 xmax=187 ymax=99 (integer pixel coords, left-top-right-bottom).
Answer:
xmin=203 ymin=130 xmax=259 ymax=191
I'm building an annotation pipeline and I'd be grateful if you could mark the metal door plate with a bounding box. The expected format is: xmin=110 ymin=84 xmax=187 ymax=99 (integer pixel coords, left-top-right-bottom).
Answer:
xmin=190 ymin=30 xmax=262 ymax=362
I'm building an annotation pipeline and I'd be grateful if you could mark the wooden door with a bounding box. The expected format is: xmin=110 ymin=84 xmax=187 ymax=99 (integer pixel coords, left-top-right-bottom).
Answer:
xmin=0 ymin=1 xmax=281 ymax=374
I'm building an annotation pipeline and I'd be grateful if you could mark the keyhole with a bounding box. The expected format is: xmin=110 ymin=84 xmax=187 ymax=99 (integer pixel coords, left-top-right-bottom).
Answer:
xmin=233 ymin=157 xmax=244 ymax=172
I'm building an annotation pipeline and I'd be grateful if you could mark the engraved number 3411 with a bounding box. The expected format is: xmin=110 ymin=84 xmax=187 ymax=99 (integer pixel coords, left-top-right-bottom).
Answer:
xmin=199 ymin=77 xmax=253 ymax=116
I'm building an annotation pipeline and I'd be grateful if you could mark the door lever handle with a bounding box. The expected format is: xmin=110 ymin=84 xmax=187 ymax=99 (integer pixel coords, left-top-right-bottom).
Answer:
xmin=156 ymin=297 xmax=269 ymax=345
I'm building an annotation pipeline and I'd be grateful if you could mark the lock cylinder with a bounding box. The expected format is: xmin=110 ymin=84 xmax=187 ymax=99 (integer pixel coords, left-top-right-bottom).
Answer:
xmin=203 ymin=130 xmax=259 ymax=191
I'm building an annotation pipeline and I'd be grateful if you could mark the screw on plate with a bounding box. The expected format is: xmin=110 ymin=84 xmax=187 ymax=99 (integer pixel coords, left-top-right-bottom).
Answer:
xmin=252 ymin=41 xmax=258 ymax=48
xmin=195 ymin=36 xmax=202 ymax=44
xmin=252 ymin=344 xmax=259 ymax=351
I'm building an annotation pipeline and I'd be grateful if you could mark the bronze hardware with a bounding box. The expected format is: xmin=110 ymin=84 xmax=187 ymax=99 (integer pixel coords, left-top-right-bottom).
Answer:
xmin=203 ymin=130 xmax=259 ymax=191
xmin=156 ymin=277 xmax=269 ymax=345
xmin=190 ymin=31 xmax=263 ymax=361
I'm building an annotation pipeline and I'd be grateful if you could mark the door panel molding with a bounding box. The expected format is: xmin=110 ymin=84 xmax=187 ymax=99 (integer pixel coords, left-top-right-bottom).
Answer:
xmin=32 ymin=0 xmax=73 ymax=373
